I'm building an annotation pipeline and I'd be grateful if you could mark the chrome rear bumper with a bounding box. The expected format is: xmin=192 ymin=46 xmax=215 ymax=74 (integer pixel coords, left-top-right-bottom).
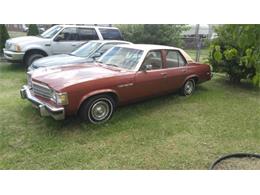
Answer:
xmin=20 ymin=85 xmax=65 ymax=120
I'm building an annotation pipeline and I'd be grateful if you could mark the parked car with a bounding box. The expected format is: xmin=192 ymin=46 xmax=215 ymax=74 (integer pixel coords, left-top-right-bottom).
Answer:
xmin=20 ymin=44 xmax=212 ymax=124
xmin=3 ymin=25 xmax=123 ymax=67
xmin=28 ymin=40 xmax=131 ymax=71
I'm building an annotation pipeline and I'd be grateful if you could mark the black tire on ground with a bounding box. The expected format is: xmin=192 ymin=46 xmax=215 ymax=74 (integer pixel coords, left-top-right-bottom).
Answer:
xmin=25 ymin=53 xmax=44 ymax=67
xmin=180 ymin=79 xmax=195 ymax=96
xmin=79 ymin=94 xmax=116 ymax=124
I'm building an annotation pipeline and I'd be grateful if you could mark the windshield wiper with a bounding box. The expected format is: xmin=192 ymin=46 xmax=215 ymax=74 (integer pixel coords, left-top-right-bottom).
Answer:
xmin=106 ymin=63 xmax=119 ymax=67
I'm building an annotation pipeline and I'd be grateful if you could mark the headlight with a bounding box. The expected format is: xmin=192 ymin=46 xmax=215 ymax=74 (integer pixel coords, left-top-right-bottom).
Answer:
xmin=10 ymin=44 xmax=21 ymax=52
xmin=55 ymin=92 xmax=69 ymax=105
xmin=15 ymin=44 xmax=21 ymax=52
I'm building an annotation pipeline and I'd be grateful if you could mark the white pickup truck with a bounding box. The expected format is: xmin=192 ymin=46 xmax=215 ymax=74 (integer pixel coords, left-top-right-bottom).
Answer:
xmin=3 ymin=25 xmax=123 ymax=66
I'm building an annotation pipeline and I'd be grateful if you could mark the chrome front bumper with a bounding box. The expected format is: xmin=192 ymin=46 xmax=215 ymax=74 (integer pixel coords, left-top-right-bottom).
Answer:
xmin=20 ymin=85 xmax=65 ymax=120
xmin=3 ymin=48 xmax=25 ymax=61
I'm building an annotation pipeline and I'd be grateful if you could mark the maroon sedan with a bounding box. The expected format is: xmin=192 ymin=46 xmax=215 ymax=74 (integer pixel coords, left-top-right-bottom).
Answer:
xmin=20 ymin=44 xmax=212 ymax=124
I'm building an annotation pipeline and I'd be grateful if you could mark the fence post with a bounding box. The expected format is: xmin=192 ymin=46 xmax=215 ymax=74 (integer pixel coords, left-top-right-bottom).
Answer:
xmin=195 ymin=24 xmax=201 ymax=62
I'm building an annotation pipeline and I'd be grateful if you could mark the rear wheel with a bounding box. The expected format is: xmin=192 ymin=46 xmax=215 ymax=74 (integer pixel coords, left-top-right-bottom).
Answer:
xmin=25 ymin=53 xmax=44 ymax=67
xmin=181 ymin=79 xmax=195 ymax=96
xmin=79 ymin=94 xmax=116 ymax=124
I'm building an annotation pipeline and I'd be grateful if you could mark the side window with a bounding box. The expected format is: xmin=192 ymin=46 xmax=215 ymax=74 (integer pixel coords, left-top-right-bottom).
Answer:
xmin=78 ymin=28 xmax=99 ymax=41
xmin=178 ymin=53 xmax=186 ymax=66
xmin=97 ymin=43 xmax=115 ymax=54
xmin=166 ymin=50 xmax=187 ymax=68
xmin=98 ymin=28 xmax=123 ymax=40
xmin=56 ymin=27 xmax=78 ymax=41
xmin=142 ymin=51 xmax=162 ymax=70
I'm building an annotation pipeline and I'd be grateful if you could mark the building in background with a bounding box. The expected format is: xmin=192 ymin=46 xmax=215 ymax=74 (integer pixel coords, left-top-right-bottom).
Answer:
xmin=181 ymin=24 xmax=218 ymax=49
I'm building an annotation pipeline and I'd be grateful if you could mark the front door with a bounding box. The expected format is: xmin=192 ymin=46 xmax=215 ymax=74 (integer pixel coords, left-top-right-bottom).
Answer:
xmin=133 ymin=50 xmax=168 ymax=99
xmin=51 ymin=27 xmax=84 ymax=54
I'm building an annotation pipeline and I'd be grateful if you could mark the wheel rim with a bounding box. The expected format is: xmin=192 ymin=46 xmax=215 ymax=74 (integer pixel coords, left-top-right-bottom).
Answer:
xmin=90 ymin=100 xmax=110 ymax=121
xmin=184 ymin=80 xmax=194 ymax=95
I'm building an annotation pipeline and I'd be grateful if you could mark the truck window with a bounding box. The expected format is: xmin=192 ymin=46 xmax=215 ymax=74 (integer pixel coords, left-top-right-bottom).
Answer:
xmin=56 ymin=27 xmax=79 ymax=41
xmin=78 ymin=28 xmax=99 ymax=41
xmin=98 ymin=28 xmax=123 ymax=40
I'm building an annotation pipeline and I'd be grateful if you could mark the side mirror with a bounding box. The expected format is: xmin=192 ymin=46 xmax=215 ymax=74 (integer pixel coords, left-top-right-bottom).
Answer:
xmin=92 ymin=52 xmax=102 ymax=60
xmin=143 ymin=64 xmax=153 ymax=71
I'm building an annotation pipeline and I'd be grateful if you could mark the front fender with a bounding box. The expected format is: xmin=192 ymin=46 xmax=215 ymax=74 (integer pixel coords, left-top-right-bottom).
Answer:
xmin=23 ymin=44 xmax=51 ymax=56
xmin=77 ymin=89 xmax=119 ymax=111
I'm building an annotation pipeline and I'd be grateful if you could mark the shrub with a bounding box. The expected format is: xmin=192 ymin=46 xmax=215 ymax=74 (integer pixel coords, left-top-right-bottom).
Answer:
xmin=116 ymin=24 xmax=188 ymax=47
xmin=209 ymin=25 xmax=260 ymax=87
xmin=0 ymin=24 xmax=10 ymax=54
xmin=27 ymin=24 xmax=39 ymax=36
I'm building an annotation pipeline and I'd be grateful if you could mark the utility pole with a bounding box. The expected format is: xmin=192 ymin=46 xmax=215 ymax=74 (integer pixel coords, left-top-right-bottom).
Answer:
xmin=195 ymin=24 xmax=201 ymax=62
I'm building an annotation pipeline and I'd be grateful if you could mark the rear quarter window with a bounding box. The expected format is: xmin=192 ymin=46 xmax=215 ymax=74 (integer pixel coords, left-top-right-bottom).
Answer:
xmin=98 ymin=28 xmax=123 ymax=40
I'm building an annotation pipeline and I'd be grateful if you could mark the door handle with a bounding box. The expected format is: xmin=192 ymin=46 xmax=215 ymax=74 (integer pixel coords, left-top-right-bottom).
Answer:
xmin=160 ymin=72 xmax=167 ymax=78
xmin=72 ymin=44 xmax=77 ymax=46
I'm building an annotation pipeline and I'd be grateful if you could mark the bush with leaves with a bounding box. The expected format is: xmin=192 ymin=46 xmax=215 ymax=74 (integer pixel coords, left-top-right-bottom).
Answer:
xmin=116 ymin=24 xmax=188 ymax=47
xmin=27 ymin=24 xmax=39 ymax=36
xmin=209 ymin=24 xmax=260 ymax=87
xmin=0 ymin=24 xmax=10 ymax=54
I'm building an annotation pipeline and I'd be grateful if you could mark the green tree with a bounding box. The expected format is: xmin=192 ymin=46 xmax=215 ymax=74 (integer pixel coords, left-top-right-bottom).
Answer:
xmin=0 ymin=24 xmax=10 ymax=54
xmin=209 ymin=24 xmax=260 ymax=87
xmin=116 ymin=24 xmax=188 ymax=47
xmin=27 ymin=24 xmax=39 ymax=36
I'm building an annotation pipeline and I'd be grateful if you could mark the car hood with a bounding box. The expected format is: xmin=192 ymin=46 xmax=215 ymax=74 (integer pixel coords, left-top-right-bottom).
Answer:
xmin=7 ymin=36 xmax=45 ymax=45
xmin=32 ymin=54 xmax=93 ymax=68
xmin=31 ymin=63 xmax=124 ymax=91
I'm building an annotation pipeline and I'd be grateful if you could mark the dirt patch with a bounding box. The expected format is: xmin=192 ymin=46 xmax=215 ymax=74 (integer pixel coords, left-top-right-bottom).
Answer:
xmin=213 ymin=157 xmax=260 ymax=170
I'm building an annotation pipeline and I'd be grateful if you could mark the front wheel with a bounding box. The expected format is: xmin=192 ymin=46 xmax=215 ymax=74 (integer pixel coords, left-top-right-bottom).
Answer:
xmin=181 ymin=79 xmax=195 ymax=96
xmin=79 ymin=94 xmax=116 ymax=124
xmin=25 ymin=53 xmax=44 ymax=67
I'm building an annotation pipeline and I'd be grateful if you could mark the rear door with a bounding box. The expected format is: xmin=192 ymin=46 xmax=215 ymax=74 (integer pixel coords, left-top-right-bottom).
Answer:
xmin=133 ymin=50 xmax=168 ymax=99
xmin=164 ymin=50 xmax=188 ymax=91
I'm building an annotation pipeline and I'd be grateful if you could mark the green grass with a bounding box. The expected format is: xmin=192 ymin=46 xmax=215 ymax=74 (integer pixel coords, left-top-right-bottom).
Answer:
xmin=0 ymin=62 xmax=259 ymax=169
xmin=186 ymin=49 xmax=209 ymax=63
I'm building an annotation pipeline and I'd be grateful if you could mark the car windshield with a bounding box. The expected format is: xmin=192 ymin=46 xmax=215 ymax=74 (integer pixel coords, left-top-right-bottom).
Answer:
xmin=40 ymin=25 xmax=63 ymax=38
xmin=71 ymin=42 xmax=102 ymax=57
xmin=97 ymin=47 xmax=143 ymax=70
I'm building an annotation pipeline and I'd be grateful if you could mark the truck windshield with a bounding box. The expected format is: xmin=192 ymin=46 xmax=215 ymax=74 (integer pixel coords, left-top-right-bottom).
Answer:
xmin=40 ymin=25 xmax=63 ymax=38
xmin=97 ymin=47 xmax=144 ymax=70
xmin=71 ymin=42 xmax=102 ymax=57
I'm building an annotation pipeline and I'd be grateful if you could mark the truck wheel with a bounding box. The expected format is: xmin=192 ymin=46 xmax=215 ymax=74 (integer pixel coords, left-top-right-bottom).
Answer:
xmin=181 ymin=79 xmax=195 ymax=96
xmin=79 ymin=94 xmax=116 ymax=124
xmin=25 ymin=53 xmax=44 ymax=67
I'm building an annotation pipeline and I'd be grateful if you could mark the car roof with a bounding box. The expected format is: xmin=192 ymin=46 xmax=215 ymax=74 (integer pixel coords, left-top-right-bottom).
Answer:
xmin=88 ymin=40 xmax=132 ymax=44
xmin=116 ymin=44 xmax=194 ymax=63
xmin=59 ymin=24 xmax=120 ymax=29
xmin=117 ymin=44 xmax=182 ymax=51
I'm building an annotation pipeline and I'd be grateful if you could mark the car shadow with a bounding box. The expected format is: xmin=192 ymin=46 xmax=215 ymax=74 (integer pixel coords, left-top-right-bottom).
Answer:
xmin=37 ymin=85 xmax=211 ymax=133
xmin=0 ymin=60 xmax=26 ymax=72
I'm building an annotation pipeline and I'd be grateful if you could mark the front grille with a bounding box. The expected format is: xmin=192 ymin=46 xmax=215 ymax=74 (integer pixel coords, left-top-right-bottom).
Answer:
xmin=32 ymin=82 xmax=53 ymax=99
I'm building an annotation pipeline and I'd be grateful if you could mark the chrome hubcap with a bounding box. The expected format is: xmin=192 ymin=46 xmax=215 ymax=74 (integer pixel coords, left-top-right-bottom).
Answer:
xmin=91 ymin=101 xmax=110 ymax=121
xmin=184 ymin=80 xmax=194 ymax=95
